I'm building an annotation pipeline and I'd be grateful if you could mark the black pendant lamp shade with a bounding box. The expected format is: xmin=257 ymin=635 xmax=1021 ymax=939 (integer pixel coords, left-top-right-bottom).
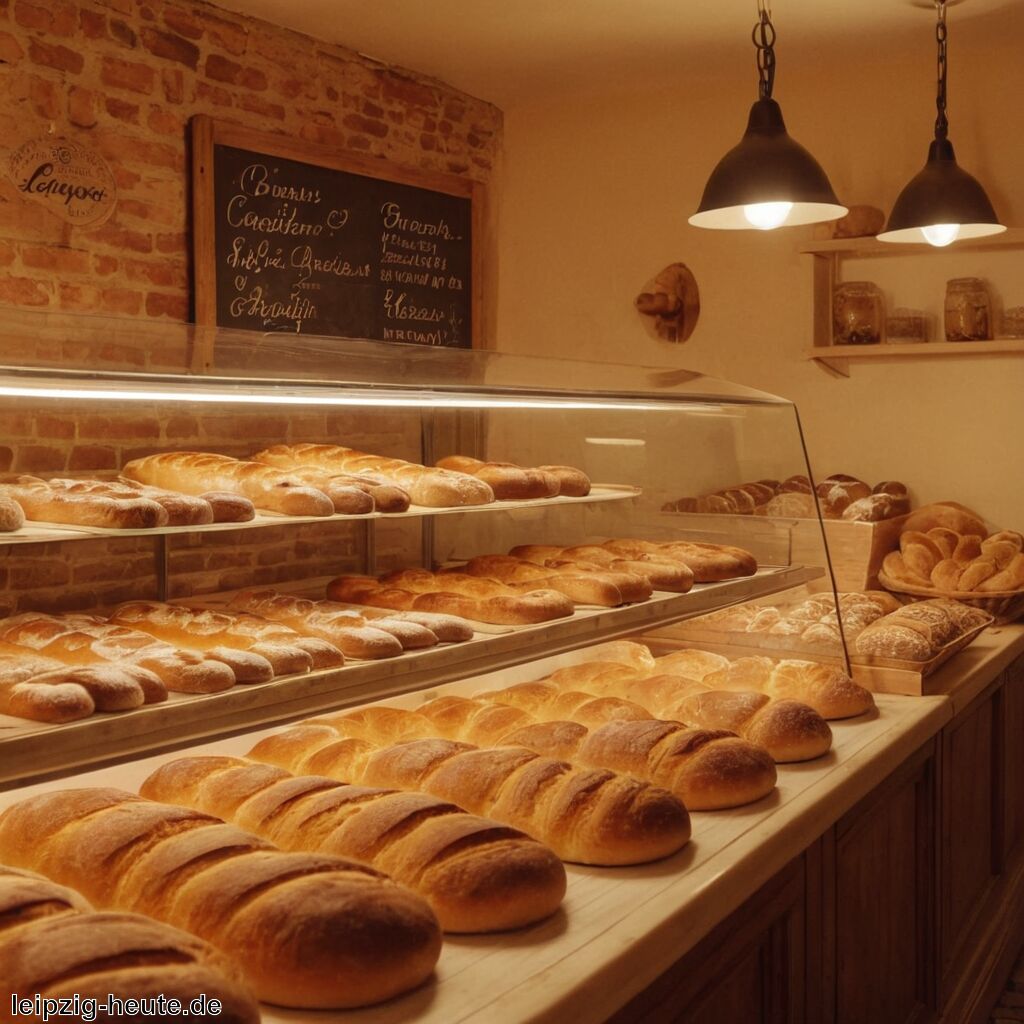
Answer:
xmin=689 ymin=1 xmax=846 ymax=231
xmin=689 ymin=97 xmax=847 ymax=229
xmin=878 ymin=1 xmax=1005 ymax=245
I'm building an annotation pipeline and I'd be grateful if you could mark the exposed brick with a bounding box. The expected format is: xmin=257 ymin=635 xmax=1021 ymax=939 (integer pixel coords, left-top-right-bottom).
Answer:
xmin=105 ymin=96 xmax=140 ymax=123
xmin=342 ymin=112 xmax=388 ymax=138
xmin=11 ymin=560 xmax=70 ymax=589
xmin=155 ymin=232 xmax=186 ymax=254
xmin=0 ymin=447 xmax=13 ymax=471
xmin=195 ymin=80 xmax=232 ymax=106
xmin=93 ymin=254 xmax=119 ymax=276
xmin=68 ymin=444 xmax=117 ymax=470
xmin=161 ymin=66 xmax=184 ymax=103
xmin=236 ymin=93 xmax=285 ymax=120
xmin=22 ymin=245 xmax=91 ymax=274
xmin=58 ymin=282 xmax=102 ymax=311
xmin=68 ymin=85 xmax=97 ymax=127
xmin=109 ymin=17 xmax=136 ymax=48
xmin=379 ymin=72 xmax=437 ymax=109
xmin=124 ymin=258 xmax=186 ymax=288
xmin=0 ymin=275 xmax=50 ymax=306
xmin=28 ymin=75 xmax=60 ymax=119
xmin=205 ymin=53 xmax=265 ymax=91
xmin=146 ymin=106 xmax=181 ymax=135
xmin=73 ymin=555 xmax=152 ymax=583
xmin=79 ymin=9 xmax=106 ymax=39
xmin=101 ymin=55 xmax=155 ymax=94
xmin=164 ymin=414 xmax=199 ymax=438
xmin=86 ymin=223 xmax=153 ymax=254
xmin=78 ymin=415 xmax=159 ymax=440
xmin=15 ymin=0 xmax=75 ymax=35
xmin=35 ymin=414 xmax=75 ymax=439
xmin=163 ymin=7 xmax=202 ymax=40
xmin=28 ymin=38 xmax=83 ymax=73
xmin=14 ymin=445 xmax=66 ymax=473
xmin=198 ymin=10 xmax=247 ymax=55
xmin=0 ymin=242 xmax=15 ymax=267
xmin=100 ymin=287 xmax=143 ymax=315
xmin=0 ymin=29 xmax=23 ymax=63
xmin=145 ymin=291 xmax=188 ymax=320
xmin=141 ymin=26 xmax=199 ymax=69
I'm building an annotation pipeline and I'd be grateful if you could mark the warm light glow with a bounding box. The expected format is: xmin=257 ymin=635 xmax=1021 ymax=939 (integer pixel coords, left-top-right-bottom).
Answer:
xmin=742 ymin=202 xmax=794 ymax=229
xmin=921 ymin=223 xmax=961 ymax=247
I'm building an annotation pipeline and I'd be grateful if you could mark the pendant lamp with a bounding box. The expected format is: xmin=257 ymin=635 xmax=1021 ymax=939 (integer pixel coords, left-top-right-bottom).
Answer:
xmin=689 ymin=1 xmax=846 ymax=231
xmin=878 ymin=0 xmax=1005 ymax=246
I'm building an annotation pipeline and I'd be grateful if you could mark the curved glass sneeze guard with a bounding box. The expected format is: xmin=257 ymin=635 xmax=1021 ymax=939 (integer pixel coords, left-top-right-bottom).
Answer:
xmin=0 ymin=306 xmax=786 ymax=408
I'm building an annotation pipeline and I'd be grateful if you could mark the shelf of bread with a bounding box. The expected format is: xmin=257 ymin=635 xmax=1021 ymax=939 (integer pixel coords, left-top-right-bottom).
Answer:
xmin=0 ymin=483 xmax=641 ymax=545
xmin=0 ymin=637 xmax=949 ymax=1024
xmin=0 ymin=563 xmax=822 ymax=784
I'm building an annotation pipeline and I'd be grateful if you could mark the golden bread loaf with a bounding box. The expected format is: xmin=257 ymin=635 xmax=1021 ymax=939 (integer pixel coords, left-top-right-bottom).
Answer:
xmin=248 ymin=728 xmax=692 ymax=865
xmin=48 ymin=477 xmax=215 ymax=526
xmin=854 ymin=598 xmax=991 ymax=660
xmin=0 ymin=473 xmax=168 ymax=529
xmin=0 ymin=789 xmax=442 ymax=1009
xmin=140 ymin=754 xmax=567 ymax=933
xmin=0 ymin=494 xmax=25 ymax=532
xmin=0 ymin=865 xmax=260 ymax=1023
xmin=510 ymin=544 xmax=696 ymax=592
xmin=253 ymin=443 xmax=495 ymax=507
xmin=599 ymin=538 xmax=758 ymax=582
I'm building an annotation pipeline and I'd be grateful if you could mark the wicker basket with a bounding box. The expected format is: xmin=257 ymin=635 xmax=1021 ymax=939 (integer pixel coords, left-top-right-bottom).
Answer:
xmin=877 ymin=570 xmax=1024 ymax=624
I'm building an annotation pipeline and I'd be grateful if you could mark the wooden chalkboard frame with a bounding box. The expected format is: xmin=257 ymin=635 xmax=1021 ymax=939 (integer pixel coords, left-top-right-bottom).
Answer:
xmin=190 ymin=115 xmax=490 ymax=349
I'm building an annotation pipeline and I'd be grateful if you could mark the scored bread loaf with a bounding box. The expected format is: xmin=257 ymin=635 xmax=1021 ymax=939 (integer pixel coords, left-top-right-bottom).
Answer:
xmin=47 ymin=478 xmax=215 ymax=527
xmin=0 ymin=473 xmax=167 ymax=529
xmin=0 ymin=613 xmax=237 ymax=694
xmin=434 ymin=456 xmax=560 ymax=500
xmin=327 ymin=571 xmax=576 ymax=625
xmin=254 ymin=443 xmax=495 ymax=508
xmin=509 ymin=543 xmax=695 ymax=592
xmin=258 ymin=463 xmax=411 ymax=513
xmin=309 ymin=698 xmax=777 ymax=809
xmin=0 ymin=866 xmax=260 ymax=1024
xmin=109 ymin=601 xmax=345 ymax=676
xmin=601 ymin=538 xmax=758 ymax=582
xmin=223 ymin=589 xmax=433 ymax=656
xmin=0 ymin=789 xmax=442 ymax=1009
xmin=123 ymin=451 xmax=337 ymax=517
xmin=0 ymin=494 xmax=25 ymax=532
xmin=452 ymin=554 xmax=653 ymax=606
xmin=140 ymin=754 xmax=567 ymax=933
xmin=854 ymin=597 xmax=991 ymax=660
xmin=248 ymin=728 xmax=691 ymax=865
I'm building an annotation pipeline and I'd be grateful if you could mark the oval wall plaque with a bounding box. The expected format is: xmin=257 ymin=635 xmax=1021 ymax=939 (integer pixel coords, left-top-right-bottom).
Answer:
xmin=8 ymin=136 xmax=117 ymax=227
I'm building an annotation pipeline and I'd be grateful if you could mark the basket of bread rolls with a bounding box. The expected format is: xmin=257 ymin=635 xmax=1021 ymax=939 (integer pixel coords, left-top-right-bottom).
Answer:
xmin=878 ymin=502 xmax=1024 ymax=623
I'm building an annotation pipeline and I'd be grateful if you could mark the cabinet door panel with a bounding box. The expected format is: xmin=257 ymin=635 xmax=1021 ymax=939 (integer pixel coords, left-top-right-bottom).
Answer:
xmin=1001 ymin=661 xmax=1024 ymax=864
xmin=834 ymin=745 xmax=936 ymax=1024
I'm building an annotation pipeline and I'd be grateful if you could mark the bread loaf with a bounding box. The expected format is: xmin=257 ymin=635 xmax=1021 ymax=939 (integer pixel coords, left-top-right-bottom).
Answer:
xmin=50 ymin=478 xmax=215 ymax=526
xmin=599 ymin=538 xmax=758 ymax=582
xmin=140 ymin=755 xmax=567 ymax=933
xmin=509 ymin=544 xmax=695 ymax=592
xmin=248 ymin=729 xmax=691 ymax=865
xmin=854 ymin=597 xmax=991 ymax=660
xmin=0 ymin=789 xmax=442 ymax=1008
xmin=311 ymin=697 xmax=777 ymax=810
xmin=0 ymin=494 xmax=25 ymax=532
xmin=0 ymin=866 xmax=260 ymax=1024
xmin=451 ymin=554 xmax=652 ymax=606
xmin=259 ymin=463 xmax=410 ymax=513
xmin=435 ymin=455 xmax=560 ymax=500
xmin=198 ymin=490 xmax=256 ymax=523
xmin=901 ymin=501 xmax=987 ymax=539
xmin=327 ymin=571 xmax=576 ymax=625
xmin=0 ymin=474 xmax=167 ymax=529
xmin=253 ymin=443 xmax=495 ymax=508
xmin=123 ymin=452 xmax=336 ymax=517
xmin=0 ymin=613 xmax=237 ymax=694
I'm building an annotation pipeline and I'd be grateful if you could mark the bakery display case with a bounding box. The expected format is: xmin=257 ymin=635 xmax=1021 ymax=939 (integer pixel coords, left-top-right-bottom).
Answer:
xmin=0 ymin=307 xmax=843 ymax=783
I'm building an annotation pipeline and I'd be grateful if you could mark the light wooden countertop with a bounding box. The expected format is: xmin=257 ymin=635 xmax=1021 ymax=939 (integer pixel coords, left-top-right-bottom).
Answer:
xmin=1 ymin=628 xmax=1021 ymax=1023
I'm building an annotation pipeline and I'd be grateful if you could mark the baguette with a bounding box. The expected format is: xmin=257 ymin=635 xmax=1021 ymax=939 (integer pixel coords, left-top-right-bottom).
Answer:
xmin=0 ymin=789 xmax=442 ymax=1009
xmin=222 ymin=590 xmax=418 ymax=658
xmin=248 ymin=729 xmax=691 ymax=865
xmin=0 ymin=474 xmax=167 ymax=529
xmin=601 ymin=538 xmax=758 ymax=582
xmin=0 ymin=866 xmax=260 ymax=1024
xmin=260 ymin=463 xmax=410 ymax=513
xmin=253 ymin=443 xmax=495 ymax=508
xmin=353 ymin=606 xmax=475 ymax=643
xmin=141 ymin=755 xmax=567 ymax=933
xmin=109 ymin=601 xmax=343 ymax=676
xmin=123 ymin=452 xmax=335 ymax=517
xmin=0 ymin=613 xmax=237 ymax=694
xmin=193 ymin=609 xmax=344 ymax=670
xmin=327 ymin=571 xmax=576 ymax=625
xmin=49 ymin=477 xmax=214 ymax=526
xmin=434 ymin=456 xmax=560 ymax=500
xmin=310 ymin=698 xmax=776 ymax=809
xmin=198 ymin=490 xmax=256 ymax=523
xmin=509 ymin=544 xmax=695 ymax=592
xmin=0 ymin=494 xmax=25 ymax=531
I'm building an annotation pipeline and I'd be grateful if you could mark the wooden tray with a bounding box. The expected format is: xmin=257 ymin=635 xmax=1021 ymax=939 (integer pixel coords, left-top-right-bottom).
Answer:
xmin=877 ymin=570 xmax=1024 ymax=624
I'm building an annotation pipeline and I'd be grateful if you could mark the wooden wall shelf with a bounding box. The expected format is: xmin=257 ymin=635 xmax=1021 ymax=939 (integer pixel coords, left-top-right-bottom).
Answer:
xmin=806 ymin=339 xmax=1024 ymax=370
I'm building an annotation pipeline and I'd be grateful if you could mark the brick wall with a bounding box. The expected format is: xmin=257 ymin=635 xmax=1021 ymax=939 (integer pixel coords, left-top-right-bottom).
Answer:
xmin=0 ymin=0 xmax=501 ymax=614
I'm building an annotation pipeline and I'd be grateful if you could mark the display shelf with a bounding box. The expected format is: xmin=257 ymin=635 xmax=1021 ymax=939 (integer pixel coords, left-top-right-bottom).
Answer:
xmin=798 ymin=228 xmax=1024 ymax=259
xmin=0 ymin=563 xmax=821 ymax=785
xmin=0 ymin=638 xmax=953 ymax=1024
xmin=805 ymin=339 xmax=1024 ymax=367
xmin=0 ymin=484 xmax=642 ymax=546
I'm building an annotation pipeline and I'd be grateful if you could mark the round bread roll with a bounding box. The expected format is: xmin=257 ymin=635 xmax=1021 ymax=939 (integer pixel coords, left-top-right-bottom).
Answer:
xmin=902 ymin=502 xmax=987 ymax=540
xmin=873 ymin=480 xmax=908 ymax=497
xmin=0 ymin=495 xmax=25 ymax=532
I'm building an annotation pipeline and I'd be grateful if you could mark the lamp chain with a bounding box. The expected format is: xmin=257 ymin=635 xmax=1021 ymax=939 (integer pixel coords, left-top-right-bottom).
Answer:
xmin=753 ymin=0 xmax=776 ymax=100
xmin=935 ymin=0 xmax=949 ymax=140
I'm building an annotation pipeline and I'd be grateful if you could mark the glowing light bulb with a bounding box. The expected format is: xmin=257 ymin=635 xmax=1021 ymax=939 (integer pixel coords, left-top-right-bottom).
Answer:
xmin=921 ymin=223 xmax=960 ymax=247
xmin=743 ymin=202 xmax=794 ymax=230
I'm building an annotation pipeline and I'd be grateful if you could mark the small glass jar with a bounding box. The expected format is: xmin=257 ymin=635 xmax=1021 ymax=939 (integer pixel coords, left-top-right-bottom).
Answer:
xmin=944 ymin=277 xmax=991 ymax=341
xmin=885 ymin=308 xmax=928 ymax=344
xmin=1002 ymin=306 xmax=1024 ymax=339
xmin=833 ymin=281 xmax=884 ymax=345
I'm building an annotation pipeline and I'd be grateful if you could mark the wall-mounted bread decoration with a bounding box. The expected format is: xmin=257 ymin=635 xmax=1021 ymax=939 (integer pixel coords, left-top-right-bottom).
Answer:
xmin=635 ymin=263 xmax=700 ymax=343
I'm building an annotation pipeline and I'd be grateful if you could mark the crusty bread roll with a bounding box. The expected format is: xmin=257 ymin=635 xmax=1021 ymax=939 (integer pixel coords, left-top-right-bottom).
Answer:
xmin=0 ymin=789 xmax=442 ymax=1009
xmin=123 ymin=452 xmax=336 ymax=517
xmin=199 ymin=490 xmax=256 ymax=522
xmin=600 ymin=538 xmax=758 ymax=582
xmin=249 ymin=729 xmax=691 ymax=866
xmin=140 ymin=755 xmax=567 ymax=933
xmin=0 ymin=866 xmax=260 ymax=1024
xmin=327 ymin=571 xmax=576 ymax=625
xmin=0 ymin=494 xmax=25 ymax=532
xmin=509 ymin=544 xmax=695 ymax=592
xmin=254 ymin=443 xmax=495 ymax=508
xmin=0 ymin=613 xmax=237 ymax=694
xmin=261 ymin=463 xmax=410 ymax=513
xmin=901 ymin=501 xmax=988 ymax=539
xmin=0 ymin=474 xmax=167 ymax=529
xmin=311 ymin=697 xmax=777 ymax=810
xmin=842 ymin=492 xmax=910 ymax=522
xmin=855 ymin=598 xmax=990 ymax=660
xmin=755 ymin=491 xmax=817 ymax=519
xmin=451 ymin=554 xmax=652 ymax=606
xmin=52 ymin=478 xmax=215 ymax=526
xmin=435 ymin=455 xmax=561 ymax=500
xmin=352 ymin=606 xmax=475 ymax=643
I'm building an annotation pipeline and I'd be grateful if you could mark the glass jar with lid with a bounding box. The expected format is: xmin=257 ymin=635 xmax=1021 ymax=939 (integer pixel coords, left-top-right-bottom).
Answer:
xmin=944 ymin=277 xmax=991 ymax=341
xmin=832 ymin=281 xmax=884 ymax=345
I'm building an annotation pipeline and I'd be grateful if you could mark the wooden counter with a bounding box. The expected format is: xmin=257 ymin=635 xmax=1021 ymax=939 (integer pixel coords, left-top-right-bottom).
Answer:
xmin=6 ymin=628 xmax=1023 ymax=1023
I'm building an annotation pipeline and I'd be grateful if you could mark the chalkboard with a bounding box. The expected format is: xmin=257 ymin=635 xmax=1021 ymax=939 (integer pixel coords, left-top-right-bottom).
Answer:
xmin=192 ymin=116 xmax=482 ymax=347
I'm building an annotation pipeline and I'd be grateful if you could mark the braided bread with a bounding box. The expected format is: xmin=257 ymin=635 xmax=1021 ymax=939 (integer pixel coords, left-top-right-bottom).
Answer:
xmin=140 ymin=754 xmax=566 ymax=933
xmin=0 ymin=789 xmax=441 ymax=1008
xmin=248 ymin=728 xmax=691 ymax=865
xmin=0 ymin=866 xmax=260 ymax=1023
xmin=253 ymin=443 xmax=495 ymax=508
